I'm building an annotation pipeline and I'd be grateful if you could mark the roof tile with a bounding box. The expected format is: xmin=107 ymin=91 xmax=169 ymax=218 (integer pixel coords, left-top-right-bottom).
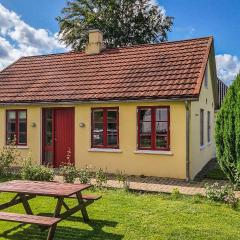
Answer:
xmin=0 ymin=37 xmax=213 ymax=103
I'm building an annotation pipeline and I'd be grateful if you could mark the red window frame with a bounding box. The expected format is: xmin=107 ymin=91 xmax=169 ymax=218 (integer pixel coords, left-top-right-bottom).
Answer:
xmin=91 ymin=107 xmax=119 ymax=149
xmin=137 ymin=106 xmax=170 ymax=151
xmin=6 ymin=109 xmax=27 ymax=146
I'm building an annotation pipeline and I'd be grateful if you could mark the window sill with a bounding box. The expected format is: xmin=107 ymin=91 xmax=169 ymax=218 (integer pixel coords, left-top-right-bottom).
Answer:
xmin=88 ymin=148 xmax=122 ymax=153
xmin=200 ymin=145 xmax=206 ymax=151
xmin=16 ymin=146 xmax=29 ymax=149
xmin=207 ymin=142 xmax=212 ymax=146
xmin=134 ymin=150 xmax=173 ymax=155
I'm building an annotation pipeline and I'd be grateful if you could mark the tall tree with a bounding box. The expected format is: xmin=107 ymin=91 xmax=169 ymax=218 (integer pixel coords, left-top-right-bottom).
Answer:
xmin=57 ymin=0 xmax=173 ymax=50
xmin=215 ymin=74 xmax=240 ymax=185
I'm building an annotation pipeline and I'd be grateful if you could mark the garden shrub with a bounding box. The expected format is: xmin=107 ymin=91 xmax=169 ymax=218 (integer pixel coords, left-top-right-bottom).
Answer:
xmin=205 ymin=182 xmax=238 ymax=208
xmin=215 ymin=74 xmax=240 ymax=185
xmin=21 ymin=158 xmax=54 ymax=181
xmin=78 ymin=166 xmax=92 ymax=184
xmin=116 ymin=170 xmax=130 ymax=191
xmin=0 ymin=140 xmax=20 ymax=176
xmin=95 ymin=168 xmax=108 ymax=189
xmin=59 ymin=163 xmax=78 ymax=183
xmin=205 ymin=182 xmax=229 ymax=202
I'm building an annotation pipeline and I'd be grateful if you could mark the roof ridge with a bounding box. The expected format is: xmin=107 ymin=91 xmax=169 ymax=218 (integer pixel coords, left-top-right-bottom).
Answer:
xmin=19 ymin=36 xmax=213 ymax=60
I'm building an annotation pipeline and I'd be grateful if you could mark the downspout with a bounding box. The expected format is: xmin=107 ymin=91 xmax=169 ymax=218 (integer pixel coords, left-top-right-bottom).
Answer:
xmin=185 ymin=101 xmax=190 ymax=182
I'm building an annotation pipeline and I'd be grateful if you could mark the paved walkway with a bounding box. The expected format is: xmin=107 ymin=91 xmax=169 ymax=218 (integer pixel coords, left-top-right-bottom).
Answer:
xmin=101 ymin=176 xmax=231 ymax=196
xmin=56 ymin=175 xmax=240 ymax=197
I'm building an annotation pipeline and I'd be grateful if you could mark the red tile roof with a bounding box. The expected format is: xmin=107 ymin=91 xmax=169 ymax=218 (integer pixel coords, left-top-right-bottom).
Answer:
xmin=0 ymin=37 xmax=213 ymax=103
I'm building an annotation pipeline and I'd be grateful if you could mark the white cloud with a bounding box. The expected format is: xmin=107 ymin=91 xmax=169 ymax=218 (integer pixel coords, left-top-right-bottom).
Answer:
xmin=216 ymin=54 xmax=240 ymax=85
xmin=0 ymin=3 xmax=66 ymax=70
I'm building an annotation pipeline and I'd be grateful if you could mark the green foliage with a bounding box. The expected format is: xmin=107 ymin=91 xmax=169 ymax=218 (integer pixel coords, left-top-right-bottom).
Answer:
xmin=21 ymin=158 xmax=54 ymax=181
xmin=205 ymin=182 xmax=238 ymax=208
xmin=95 ymin=168 xmax=108 ymax=188
xmin=57 ymin=0 xmax=173 ymax=50
xmin=60 ymin=163 xmax=79 ymax=183
xmin=0 ymin=140 xmax=20 ymax=176
xmin=116 ymin=170 xmax=130 ymax=191
xmin=215 ymin=74 xmax=240 ymax=185
xmin=205 ymin=182 xmax=229 ymax=202
xmin=171 ymin=187 xmax=181 ymax=199
xmin=78 ymin=166 xmax=92 ymax=184
xmin=192 ymin=193 xmax=204 ymax=204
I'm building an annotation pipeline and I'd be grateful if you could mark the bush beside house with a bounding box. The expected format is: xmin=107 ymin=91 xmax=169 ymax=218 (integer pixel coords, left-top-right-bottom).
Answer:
xmin=216 ymin=74 xmax=240 ymax=186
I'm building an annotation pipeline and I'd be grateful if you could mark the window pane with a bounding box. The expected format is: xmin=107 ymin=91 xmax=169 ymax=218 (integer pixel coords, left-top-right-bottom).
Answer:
xmin=7 ymin=133 xmax=15 ymax=143
xmin=200 ymin=109 xmax=204 ymax=146
xmin=46 ymin=132 xmax=53 ymax=145
xmin=44 ymin=151 xmax=53 ymax=165
xmin=156 ymin=136 xmax=168 ymax=148
xmin=8 ymin=111 xmax=16 ymax=120
xmin=140 ymin=135 xmax=152 ymax=148
xmin=45 ymin=110 xmax=53 ymax=146
xmin=93 ymin=133 xmax=103 ymax=146
xmin=19 ymin=121 xmax=27 ymax=132
xmin=156 ymin=108 xmax=168 ymax=121
xmin=108 ymin=110 xmax=117 ymax=122
xmin=19 ymin=111 xmax=26 ymax=119
xmin=156 ymin=122 xmax=168 ymax=134
xmin=19 ymin=133 xmax=27 ymax=144
xmin=208 ymin=111 xmax=211 ymax=142
xmin=46 ymin=120 xmax=52 ymax=132
xmin=108 ymin=134 xmax=117 ymax=146
xmin=140 ymin=109 xmax=151 ymax=121
xmin=108 ymin=122 xmax=117 ymax=131
xmin=205 ymin=68 xmax=208 ymax=88
xmin=45 ymin=109 xmax=53 ymax=119
xmin=8 ymin=122 xmax=16 ymax=132
xmin=93 ymin=110 xmax=103 ymax=122
xmin=140 ymin=122 xmax=152 ymax=133
xmin=94 ymin=122 xmax=103 ymax=131
xmin=92 ymin=108 xmax=119 ymax=148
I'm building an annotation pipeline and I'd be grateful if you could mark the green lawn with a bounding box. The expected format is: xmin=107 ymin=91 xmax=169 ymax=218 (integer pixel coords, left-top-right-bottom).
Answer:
xmin=0 ymin=183 xmax=239 ymax=239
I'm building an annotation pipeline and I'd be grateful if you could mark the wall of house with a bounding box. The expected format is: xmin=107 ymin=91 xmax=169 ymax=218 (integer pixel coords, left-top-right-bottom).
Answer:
xmin=0 ymin=101 xmax=187 ymax=179
xmin=189 ymin=61 xmax=216 ymax=179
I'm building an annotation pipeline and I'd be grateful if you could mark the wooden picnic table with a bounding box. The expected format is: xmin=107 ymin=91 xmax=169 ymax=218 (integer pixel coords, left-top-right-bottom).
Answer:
xmin=0 ymin=180 xmax=101 ymax=240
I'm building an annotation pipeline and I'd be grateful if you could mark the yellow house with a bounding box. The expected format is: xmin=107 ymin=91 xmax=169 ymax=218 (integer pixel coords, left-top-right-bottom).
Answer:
xmin=0 ymin=30 xmax=218 ymax=180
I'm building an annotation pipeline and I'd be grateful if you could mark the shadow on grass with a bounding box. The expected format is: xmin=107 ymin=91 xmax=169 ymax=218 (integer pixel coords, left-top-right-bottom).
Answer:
xmin=0 ymin=217 xmax=123 ymax=240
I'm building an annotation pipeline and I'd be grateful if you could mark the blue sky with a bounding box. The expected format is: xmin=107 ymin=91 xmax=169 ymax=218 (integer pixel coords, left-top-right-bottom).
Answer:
xmin=0 ymin=0 xmax=239 ymax=84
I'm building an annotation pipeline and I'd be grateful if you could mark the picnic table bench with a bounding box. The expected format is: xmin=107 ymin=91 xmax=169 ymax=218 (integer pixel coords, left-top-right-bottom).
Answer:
xmin=0 ymin=180 xmax=101 ymax=240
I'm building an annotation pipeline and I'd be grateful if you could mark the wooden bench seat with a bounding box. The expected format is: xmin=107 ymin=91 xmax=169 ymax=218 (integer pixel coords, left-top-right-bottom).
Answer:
xmin=0 ymin=212 xmax=60 ymax=227
xmin=68 ymin=194 xmax=102 ymax=201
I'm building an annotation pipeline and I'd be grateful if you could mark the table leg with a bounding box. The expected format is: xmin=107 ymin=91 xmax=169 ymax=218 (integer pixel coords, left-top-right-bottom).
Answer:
xmin=76 ymin=192 xmax=89 ymax=222
xmin=47 ymin=197 xmax=63 ymax=240
xmin=19 ymin=194 xmax=33 ymax=215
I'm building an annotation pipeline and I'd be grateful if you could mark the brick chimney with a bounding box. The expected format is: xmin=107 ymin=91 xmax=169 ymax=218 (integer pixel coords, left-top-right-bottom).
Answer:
xmin=85 ymin=29 xmax=103 ymax=55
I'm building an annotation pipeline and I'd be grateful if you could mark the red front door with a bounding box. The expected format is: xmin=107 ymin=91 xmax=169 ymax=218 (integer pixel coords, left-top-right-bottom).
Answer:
xmin=42 ymin=108 xmax=74 ymax=168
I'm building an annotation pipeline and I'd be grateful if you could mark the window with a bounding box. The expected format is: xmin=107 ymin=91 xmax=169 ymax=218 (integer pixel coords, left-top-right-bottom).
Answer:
xmin=6 ymin=110 xmax=27 ymax=145
xmin=207 ymin=111 xmax=211 ymax=143
xmin=91 ymin=108 xmax=119 ymax=148
xmin=204 ymin=66 xmax=208 ymax=88
xmin=138 ymin=107 xmax=170 ymax=150
xmin=200 ymin=109 xmax=204 ymax=146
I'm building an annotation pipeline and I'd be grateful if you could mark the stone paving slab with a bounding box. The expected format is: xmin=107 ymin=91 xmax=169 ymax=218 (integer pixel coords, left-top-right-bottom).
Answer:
xmin=55 ymin=175 xmax=240 ymax=197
